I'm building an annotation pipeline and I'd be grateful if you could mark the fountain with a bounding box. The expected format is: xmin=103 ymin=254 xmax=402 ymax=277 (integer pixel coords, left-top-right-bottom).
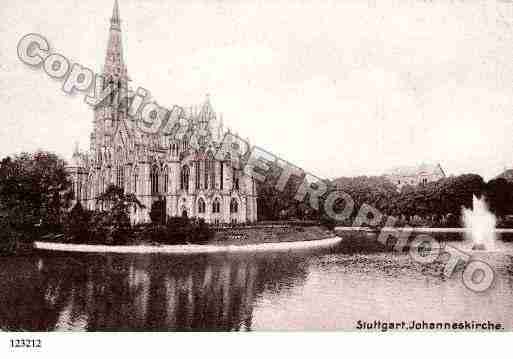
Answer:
xmin=462 ymin=195 xmax=496 ymax=251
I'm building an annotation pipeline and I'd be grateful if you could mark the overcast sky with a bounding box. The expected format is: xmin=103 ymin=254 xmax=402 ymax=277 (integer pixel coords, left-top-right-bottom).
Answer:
xmin=2 ymin=0 xmax=513 ymax=180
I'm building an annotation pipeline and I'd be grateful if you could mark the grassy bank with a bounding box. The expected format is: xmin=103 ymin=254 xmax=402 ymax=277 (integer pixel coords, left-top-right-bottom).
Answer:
xmin=33 ymin=223 xmax=334 ymax=249
xmin=210 ymin=226 xmax=333 ymax=245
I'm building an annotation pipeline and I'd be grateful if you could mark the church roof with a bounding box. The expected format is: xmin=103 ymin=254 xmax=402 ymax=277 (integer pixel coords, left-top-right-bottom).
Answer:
xmin=385 ymin=163 xmax=445 ymax=177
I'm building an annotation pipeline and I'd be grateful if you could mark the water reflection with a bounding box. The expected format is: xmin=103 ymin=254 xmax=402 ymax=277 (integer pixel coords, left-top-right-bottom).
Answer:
xmin=0 ymin=252 xmax=309 ymax=331
xmin=1 ymin=242 xmax=512 ymax=331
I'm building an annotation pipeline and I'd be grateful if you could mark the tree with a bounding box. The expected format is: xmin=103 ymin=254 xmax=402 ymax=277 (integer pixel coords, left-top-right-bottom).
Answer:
xmin=96 ymin=184 xmax=144 ymax=244
xmin=64 ymin=202 xmax=92 ymax=243
xmin=485 ymin=178 xmax=513 ymax=218
xmin=328 ymin=173 xmax=486 ymax=227
xmin=331 ymin=175 xmax=398 ymax=221
xmin=150 ymin=199 xmax=166 ymax=224
xmin=0 ymin=151 xmax=72 ymax=236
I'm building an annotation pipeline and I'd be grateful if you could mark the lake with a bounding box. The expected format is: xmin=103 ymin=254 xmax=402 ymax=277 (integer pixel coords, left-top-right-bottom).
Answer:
xmin=1 ymin=235 xmax=512 ymax=331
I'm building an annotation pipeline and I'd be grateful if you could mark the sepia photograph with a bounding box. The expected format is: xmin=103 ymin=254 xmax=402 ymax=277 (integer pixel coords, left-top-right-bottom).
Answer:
xmin=1 ymin=0 xmax=513 ymax=349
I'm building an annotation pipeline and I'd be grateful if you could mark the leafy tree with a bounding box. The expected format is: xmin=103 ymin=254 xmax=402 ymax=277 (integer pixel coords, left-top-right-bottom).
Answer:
xmin=0 ymin=151 xmax=72 ymax=239
xmin=149 ymin=199 xmax=166 ymax=224
xmin=331 ymin=175 xmax=398 ymax=221
xmin=160 ymin=216 xmax=213 ymax=244
xmin=485 ymin=178 xmax=513 ymax=218
xmin=328 ymin=173 xmax=486 ymax=227
xmin=257 ymin=160 xmax=322 ymax=221
xmin=95 ymin=184 xmax=144 ymax=244
xmin=63 ymin=202 xmax=93 ymax=243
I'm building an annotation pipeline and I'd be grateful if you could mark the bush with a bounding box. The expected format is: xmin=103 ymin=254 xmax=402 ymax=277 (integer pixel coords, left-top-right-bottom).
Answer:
xmin=441 ymin=213 xmax=461 ymax=228
xmin=408 ymin=216 xmax=429 ymax=228
xmin=320 ymin=214 xmax=337 ymax=231
xmin=165 ymin=216 xmax=213 ymax=244
xmin=149 ymin=199 xmax=166 ymax=225
xmin=194 ymin=218 xmax=213 ymax=244
xmin=497 ymin=216 xmax=513 ymax=229
xmin=88 ymin=211 xmax=110 ymax=244
xmin=63 ymin=202 xmax=92 ymax=243
xmin=131 ymin=217 xmax=213 ymax=245
xmin=0 ymin=221 xmax=22 ymax=255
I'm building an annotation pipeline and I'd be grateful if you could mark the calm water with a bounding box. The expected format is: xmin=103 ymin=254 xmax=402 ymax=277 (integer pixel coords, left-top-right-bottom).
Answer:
xmin=1 ymin=238 xmax=513 ymax=331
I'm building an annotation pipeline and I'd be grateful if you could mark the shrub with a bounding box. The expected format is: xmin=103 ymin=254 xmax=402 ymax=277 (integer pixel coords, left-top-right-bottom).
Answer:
xmin=408 ymin=216 xmax=429 ymax=228
xmin=193 ymin=218 xmax=213 ymax=244
xmin=0 ymin=220 xmax=21 ymax=255
xmin=497 ymin=216 xmax=513 ymax=229
xmin=149 ymin=199 xmax=166 ymax=225
xmin=63 ymin=202 xmax=92 ymax=243
xmin=320 ymin=214 xmax=337 ymax=231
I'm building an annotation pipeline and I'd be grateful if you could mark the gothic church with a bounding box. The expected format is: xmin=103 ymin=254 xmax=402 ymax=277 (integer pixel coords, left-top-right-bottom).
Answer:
xmin=67 ymin=0 xmax=258 ymax=224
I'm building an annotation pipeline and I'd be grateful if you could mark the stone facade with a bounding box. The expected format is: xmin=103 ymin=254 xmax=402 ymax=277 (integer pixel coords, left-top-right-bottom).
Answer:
xmin=384 ymin=163 xmax=446 ymax=189
xmin=67 ymin=1 xmax=258 ymax=224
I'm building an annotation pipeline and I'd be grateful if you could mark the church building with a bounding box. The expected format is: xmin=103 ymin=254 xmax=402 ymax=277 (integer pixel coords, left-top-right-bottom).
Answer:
xmin=67 ymin=0 xmax=258 ymax=224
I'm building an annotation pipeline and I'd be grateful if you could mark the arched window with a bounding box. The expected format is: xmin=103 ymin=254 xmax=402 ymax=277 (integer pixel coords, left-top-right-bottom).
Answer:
xmin=181 ymin=165 xmax=190 ymax=191
xmin=205 ymin=152 xmax=215 ymax=190
xmin=133 ymin=168 xmax=138 ymax=193
xmin=100 ymin=175 xmax=105 ymax=194
xmin=204 ymin=160 xmax=209 ymax=190
xmin=198 ymin=198 xmax=206 ymax=214
xmin=164 ymin=167 xmax=169 ymax=193
xmin=116 ymin=165 xmax=124 ymax=190
xmin=95 ymin=176 xmax=99 ymax=198
xmin=230 ymin=198 xmax=238 ymax=213
xmin=195 ymin=161 xmax=200 ymax=189
xmin=89 ymin=175 xmax=95 ymax=199
xmin=233 ymin=170 xmax=240 ymax=190
xmin=83 ymin=179 xmax=88 ymax=201
xmin=212 ymin=198 xmax=221 ymax=213
xmin=182 ymin=139 xmax=188 ymax=152
xmin=77 ymin=179 xmax=83 ymax=201
xmin=220 ymin=162 xmax=224 ymax=190
xmin=210 ymin=161 xmax=216 ymax=190
xmin=151 ymin=164 xmax=159 ymax=194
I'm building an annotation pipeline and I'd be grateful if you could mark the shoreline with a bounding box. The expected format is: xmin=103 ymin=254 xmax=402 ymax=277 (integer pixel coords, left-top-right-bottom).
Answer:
xmin=335 ymin=227 xmax=513 ymax=233
xmin=33 ymin=236 xmax=342 ymax=254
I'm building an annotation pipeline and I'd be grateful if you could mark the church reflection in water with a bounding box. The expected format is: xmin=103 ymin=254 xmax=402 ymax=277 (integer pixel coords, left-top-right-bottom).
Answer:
xmin=0 ymin=251 xmax=311 ymax=331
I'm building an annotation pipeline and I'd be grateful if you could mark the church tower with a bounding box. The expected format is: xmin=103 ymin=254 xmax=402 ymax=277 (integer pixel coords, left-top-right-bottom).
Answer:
xmin=92 ymin=0 xmax=129 ymax=157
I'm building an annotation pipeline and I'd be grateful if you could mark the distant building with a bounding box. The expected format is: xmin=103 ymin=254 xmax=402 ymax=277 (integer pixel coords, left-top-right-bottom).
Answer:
xmin=384 ymin=163 xmax=446 ymax=189
xmin=494 ymin=169 xmax=513 ymax=183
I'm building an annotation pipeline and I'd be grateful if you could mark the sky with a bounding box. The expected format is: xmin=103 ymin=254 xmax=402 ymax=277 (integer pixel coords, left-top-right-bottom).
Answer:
xmin=1 ymin=0 xmax=513 ymax=180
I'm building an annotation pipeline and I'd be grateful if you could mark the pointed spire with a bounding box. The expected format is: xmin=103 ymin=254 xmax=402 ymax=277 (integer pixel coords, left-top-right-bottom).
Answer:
xmin=111 ymin=0 xmax=121 ymax=31
xmin=200 ymin=93 xmax=215 ymax=123
xmin=103 ymin=0 xmax=127 ymax=79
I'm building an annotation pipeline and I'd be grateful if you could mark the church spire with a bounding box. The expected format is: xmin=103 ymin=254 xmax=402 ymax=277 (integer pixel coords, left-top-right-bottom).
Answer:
xmin=103 ymin=0 xmax=127 ymax=80
xmin=111 ymin=0 xmax=121 ymax=30
xmin=199 ymin=93 xmax=215 ymax=123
